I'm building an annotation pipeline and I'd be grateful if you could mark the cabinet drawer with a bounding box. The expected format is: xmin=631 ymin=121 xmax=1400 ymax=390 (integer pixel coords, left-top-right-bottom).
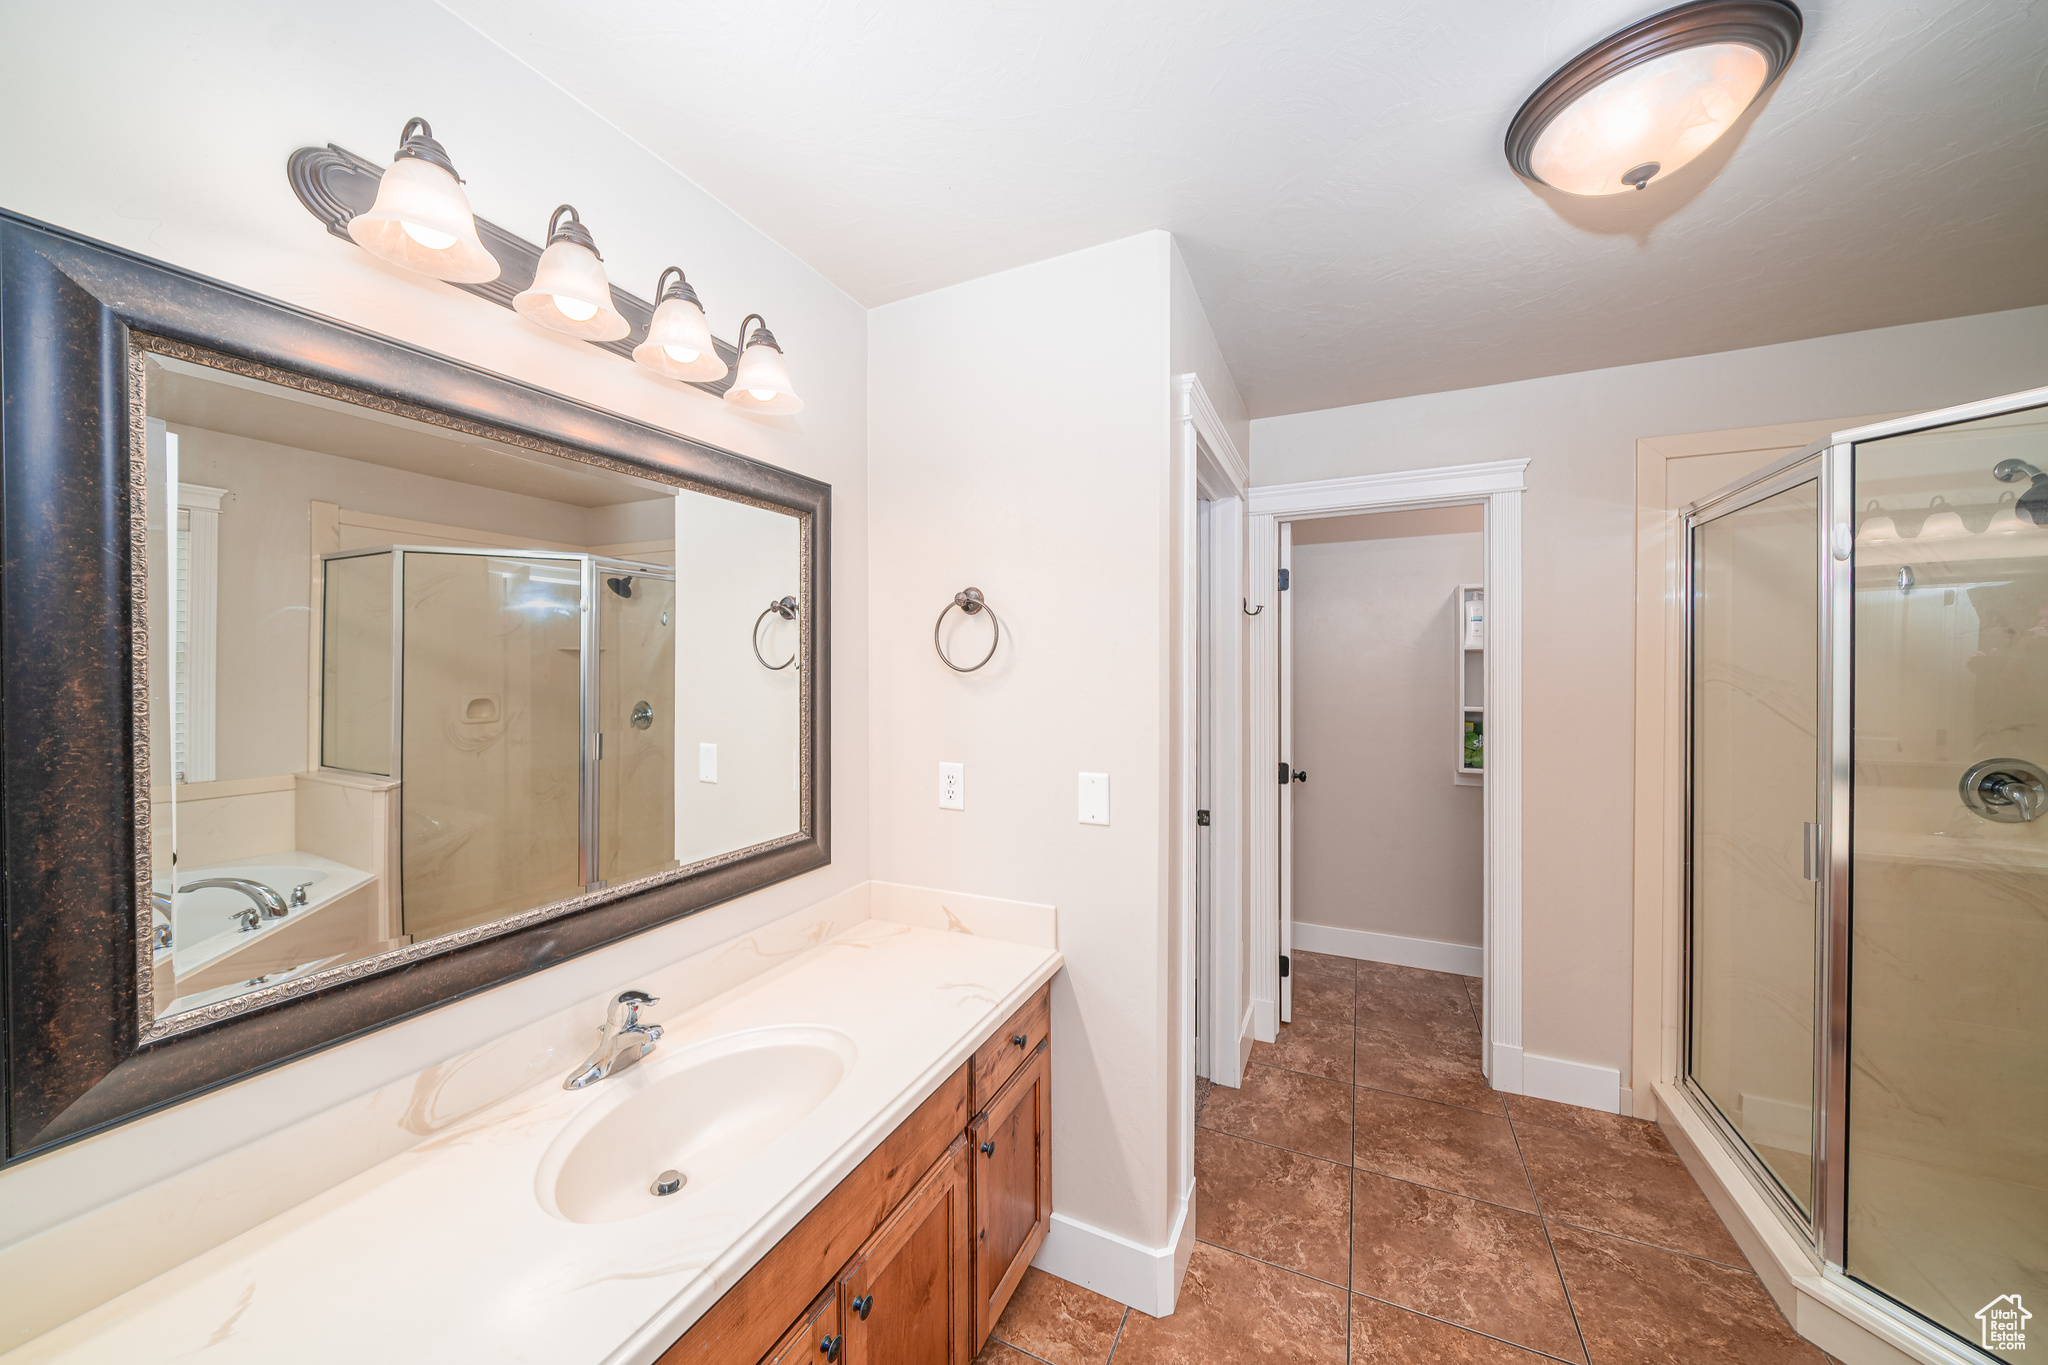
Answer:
xmin=970 ymin=983 xmax=1050 ymax=1114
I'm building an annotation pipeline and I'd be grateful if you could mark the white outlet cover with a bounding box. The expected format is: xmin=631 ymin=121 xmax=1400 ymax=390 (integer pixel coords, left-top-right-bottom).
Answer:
xmin=938 ymin=761 xmax=965 ymax=810
xmin=1078 ymin=772 xmax=1109 ymax=825
xmin=699 ymin=742 xmax=718 ymax=783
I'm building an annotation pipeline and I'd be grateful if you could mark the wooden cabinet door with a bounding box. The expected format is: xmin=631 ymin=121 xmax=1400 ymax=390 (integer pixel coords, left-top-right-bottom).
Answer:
xmin=838 ymin=1135 xmax=972 ymax=1365
xmin=971 ymin=1039 xmax=1051 ymax=1347
xmin=761 ymin=1285 xmax=843 ymax=1365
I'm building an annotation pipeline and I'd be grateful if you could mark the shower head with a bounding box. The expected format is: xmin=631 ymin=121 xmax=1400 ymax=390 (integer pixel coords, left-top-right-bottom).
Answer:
xmin=606 ymin=575 xmax=634 ymax=598
xmin=1993 ymin=458 xmax=2048 ymax=525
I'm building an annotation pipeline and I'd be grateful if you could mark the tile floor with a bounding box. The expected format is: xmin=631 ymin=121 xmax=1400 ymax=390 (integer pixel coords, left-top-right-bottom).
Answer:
xmin=977 ymin=951 xmax=1839 ymax=1365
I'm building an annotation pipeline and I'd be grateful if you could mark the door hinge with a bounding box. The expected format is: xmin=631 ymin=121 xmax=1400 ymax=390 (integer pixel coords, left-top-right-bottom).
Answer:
xmin=1278 ymin=568 xmax=1290 ymax=591
xmin=1195 ymin=809 xmax=1211 ymax=826
xmin=1279 ymin=954 xmax=1290 ymax=979
xmin=1802 ymin=821 xmax=1821 ymax=882
xmin=1279 ymin=760 xmax=1292 ymax=786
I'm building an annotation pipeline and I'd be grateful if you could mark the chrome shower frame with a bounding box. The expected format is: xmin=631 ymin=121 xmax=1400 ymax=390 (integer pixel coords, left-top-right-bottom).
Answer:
xmin=319 ymin=544 xmax=677 ymax=899
xmin=1677 ymin=384 xmax=2048 ymax=1361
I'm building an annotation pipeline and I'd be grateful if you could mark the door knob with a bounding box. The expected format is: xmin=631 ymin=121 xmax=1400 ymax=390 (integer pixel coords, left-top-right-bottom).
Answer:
xmin=981 ymin=1139 xmax=996 ymax=1156
xmin=1291 ymin=769 xmax=1308 ymax=783
xmin=820 ymin=1334 xmax=841 ymax=1361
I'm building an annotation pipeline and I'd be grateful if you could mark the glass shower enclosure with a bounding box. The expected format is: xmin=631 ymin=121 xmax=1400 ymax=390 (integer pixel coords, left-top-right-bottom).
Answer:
xmin=321 ymin=546 xmax=677 ymax=944
xmin=1683 ymin=387 xmax=2047 ymax=1362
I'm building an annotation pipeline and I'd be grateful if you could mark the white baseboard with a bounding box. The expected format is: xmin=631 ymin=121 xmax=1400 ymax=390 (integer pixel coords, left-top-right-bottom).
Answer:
xmin=1291 ymin=921 xmax=1482 ymax=977
xmin=1523 ymin=1052 xmax=1622 ymax=1114
xmin=1236 ymin=1005 xmax=1255 ymax=1083
xmin=1251 ymin=994 xmax=1277 ymax=1043
xmin=1033 ymin=1180 xmax=1195 ymax=1317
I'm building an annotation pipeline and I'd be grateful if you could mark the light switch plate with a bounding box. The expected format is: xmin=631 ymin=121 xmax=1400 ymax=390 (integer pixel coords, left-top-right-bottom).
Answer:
xmin=938 ymin=761 xmax=965 ymax=810
xmin=699 ymin=742 xmax=718 ymax=783
xmin=1078 ymin=772 xmax=1109 ymax=825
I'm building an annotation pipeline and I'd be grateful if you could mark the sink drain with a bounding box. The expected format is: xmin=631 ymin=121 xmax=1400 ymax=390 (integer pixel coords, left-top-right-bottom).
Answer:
xmin=652 ymin=1169 xmax=686 ymax=1196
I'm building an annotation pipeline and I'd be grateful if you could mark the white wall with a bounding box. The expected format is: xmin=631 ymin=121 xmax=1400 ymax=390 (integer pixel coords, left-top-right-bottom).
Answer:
xmin=0 ymin=0 xmax=869 ymax=1326
xmin=1290 ymin=508 xmax=1483 ymax=948
xmin=868 ymin=233 xmax=1183 ymax=1268
xmin=1252 ymin=303 xmax=2048 ymax=1085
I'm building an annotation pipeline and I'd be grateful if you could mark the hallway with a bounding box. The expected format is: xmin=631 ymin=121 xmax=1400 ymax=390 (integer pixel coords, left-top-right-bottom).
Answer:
xmin=975 ymin=952 xmax=1832 ymax=1364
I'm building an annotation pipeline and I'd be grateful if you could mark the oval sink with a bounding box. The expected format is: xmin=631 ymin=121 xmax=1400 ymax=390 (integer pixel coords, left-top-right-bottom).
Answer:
xmin=536 ymin=1025 xmax=856 ymax=1224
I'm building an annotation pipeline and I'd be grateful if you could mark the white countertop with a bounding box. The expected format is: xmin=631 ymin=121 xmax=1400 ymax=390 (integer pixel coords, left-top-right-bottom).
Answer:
xmin=5 ymin=919 xmax=1061 ymax=1364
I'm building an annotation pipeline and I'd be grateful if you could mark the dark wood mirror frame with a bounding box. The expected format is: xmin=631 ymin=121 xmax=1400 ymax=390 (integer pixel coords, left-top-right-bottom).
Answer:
xmin=0 ymin=210 xmax=832 ymax=1165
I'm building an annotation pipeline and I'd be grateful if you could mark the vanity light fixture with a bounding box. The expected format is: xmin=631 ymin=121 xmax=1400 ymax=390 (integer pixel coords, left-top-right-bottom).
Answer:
xmin=724 ymin=314 xmax=804 ymax=415
xmin=632 ymin=268 xmax=729 ymax=383
xmin=345 ymin=118 xmax=500 ymax=282
xmin=513 ymin=205 xmax=629 ymax=341
xmin=1505 ymin=0 xmax=1802 ymax=196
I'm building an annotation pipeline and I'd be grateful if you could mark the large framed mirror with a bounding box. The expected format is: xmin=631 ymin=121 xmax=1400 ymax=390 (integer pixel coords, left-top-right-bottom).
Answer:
xmin=0 ymin=212 xmax=830 ymax=1163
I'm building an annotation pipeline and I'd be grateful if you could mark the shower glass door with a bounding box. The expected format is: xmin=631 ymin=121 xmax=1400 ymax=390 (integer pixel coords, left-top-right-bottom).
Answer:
xmin=400 ymin=552 xmax=584 ymax=941
xmin=1845 ymin=404 xmax=2048 ymax=1358
xmin=1687 ymin=467 xmax=1824 ymax=1221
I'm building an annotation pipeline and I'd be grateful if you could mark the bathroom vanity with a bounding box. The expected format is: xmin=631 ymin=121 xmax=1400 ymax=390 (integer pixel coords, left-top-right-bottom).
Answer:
xmin=0 ymin=916 xmax=1060 ymax=1364
xmin=665 ymin=981 xmax=1052 ymax=1365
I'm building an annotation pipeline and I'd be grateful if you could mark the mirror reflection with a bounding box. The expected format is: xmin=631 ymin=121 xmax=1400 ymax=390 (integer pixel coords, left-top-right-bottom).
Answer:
xmin=142 ymin=349 xmax=803 ymax=1021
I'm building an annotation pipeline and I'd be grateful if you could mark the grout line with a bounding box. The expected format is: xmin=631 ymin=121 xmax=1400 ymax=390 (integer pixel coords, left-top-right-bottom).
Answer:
xmin=1506 ymin=1105 xmax=1597 ymax=1365
xmin=1350 ymin=1291 xmax=1588 ymax=1365
xmin=1101 ymin=1304 xmax=1131 ymax=1363
xmin=1194 ymin=1236 xmax=1352 ymax=1293
xmin=1538 ymin=1215 xmax=1757 ymax=1274
xmin=1353 ymin=1076 xmax=1508 ymax=1119
xmin=988 ymin=1340 xmax=1060 ymax=1365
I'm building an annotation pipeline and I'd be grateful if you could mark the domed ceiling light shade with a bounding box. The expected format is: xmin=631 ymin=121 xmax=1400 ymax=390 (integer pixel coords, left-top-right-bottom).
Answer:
xmin=345 ymin=118 xmax=500 ymax=282
xmin=512 ymin=205 xmax=628 ymax=341
xmin=724 ymin=314 xmax=803 ymax=415
xmin=632 ymin=268 xmax=728 ymax=382
xmin=1505 ymin=0 xmax=1801 ymax=195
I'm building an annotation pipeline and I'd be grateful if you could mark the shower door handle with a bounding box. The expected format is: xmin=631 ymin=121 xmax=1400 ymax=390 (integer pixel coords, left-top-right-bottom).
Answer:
xmin=1801 ymin=822 xmax=1822 ymax=882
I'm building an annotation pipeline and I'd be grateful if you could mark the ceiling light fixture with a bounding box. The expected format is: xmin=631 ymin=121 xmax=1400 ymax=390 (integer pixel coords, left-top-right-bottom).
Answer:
xmin=724 ymin=314 xmax=803 ymax=415
xmin=345 ymin=118 xmax=500 ymax=282
xmin=1505 ymin=0 xmax=1801 ymax=196
xmin=632 ymin=268 xmax=728 ymax=383
xmin=513 ymin=205 xmax=628 ymax=341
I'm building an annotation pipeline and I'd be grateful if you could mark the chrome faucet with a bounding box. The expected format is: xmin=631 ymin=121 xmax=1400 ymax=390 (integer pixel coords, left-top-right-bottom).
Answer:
xmin=564 ymin=990 xmax=664 ymax=1090
xmin=152 ymin=879 xmax=291 ymax=923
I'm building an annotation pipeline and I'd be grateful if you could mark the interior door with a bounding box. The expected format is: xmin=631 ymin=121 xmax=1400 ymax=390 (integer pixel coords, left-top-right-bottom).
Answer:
xmin=1842 ymin=401 xmax=2047 ymax=1358
xmin=1277 ymin=521 xmax=1295 ymax=1023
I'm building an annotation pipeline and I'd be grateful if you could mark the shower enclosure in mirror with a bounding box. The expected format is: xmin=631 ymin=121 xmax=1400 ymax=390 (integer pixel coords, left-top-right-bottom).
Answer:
xmin=1683 ymin=387 xmax=2048 ymax=1362
xmin=141 ymin=347 xmax=806 ymax=1024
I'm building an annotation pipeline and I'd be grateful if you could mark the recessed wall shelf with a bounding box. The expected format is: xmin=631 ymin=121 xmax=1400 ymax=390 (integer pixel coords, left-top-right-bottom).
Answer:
xmin=1457 ymin=582 xmax=1484 ymax=784
xmin=286 ymin=143 xmax=740 ymax=395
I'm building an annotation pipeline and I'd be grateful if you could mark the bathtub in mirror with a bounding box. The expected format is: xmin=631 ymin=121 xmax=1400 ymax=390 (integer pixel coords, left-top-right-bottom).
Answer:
xmin=0 ymin=211 xmax=829 ymax=1162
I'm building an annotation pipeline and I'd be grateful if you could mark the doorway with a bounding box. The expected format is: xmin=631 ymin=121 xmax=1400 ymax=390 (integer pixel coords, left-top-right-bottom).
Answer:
xmin=1249 ymin=459 xmax=1528 ymax=1086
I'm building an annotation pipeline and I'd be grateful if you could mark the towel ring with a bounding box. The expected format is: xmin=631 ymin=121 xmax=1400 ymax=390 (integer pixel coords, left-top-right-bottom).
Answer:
xmin=935 ymin=587 xmax=1002 ymax=673
xmin=753 ymin=596 xmax=799 ymax=670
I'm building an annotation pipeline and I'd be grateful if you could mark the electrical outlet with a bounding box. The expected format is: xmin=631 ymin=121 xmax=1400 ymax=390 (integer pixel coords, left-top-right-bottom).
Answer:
xmin=1078 ymin=772 xmax=1109 ymax=825
xmin=699 ymin=742 xmax=718 ymax=783
xmin=938 ymin=761 xmax=965 ymax=810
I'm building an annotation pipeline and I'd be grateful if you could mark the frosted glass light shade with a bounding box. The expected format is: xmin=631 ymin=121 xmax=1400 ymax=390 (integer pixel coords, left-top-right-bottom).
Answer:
xmin=633 ymin=294 xmax=727 ymax=382
xmin=1505 ymin=0 xmax=1801 ymax=196
xmin=725 ymin=337 xmax=803 ymax=415
xmin=1857 ymin=512 xmax=1899 ymax=545
xmin=347 ymin=156 xmax=500 ymax=283
xmin=514 ymin=238 xmax=628 ymax=341
xmin=1529 ymin=43 xmax=1769 ymax=195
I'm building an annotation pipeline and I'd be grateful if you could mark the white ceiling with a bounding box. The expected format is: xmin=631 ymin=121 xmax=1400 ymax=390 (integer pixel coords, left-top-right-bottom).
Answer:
xmin=443 ymin=0 xmax=2048 ymax=417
